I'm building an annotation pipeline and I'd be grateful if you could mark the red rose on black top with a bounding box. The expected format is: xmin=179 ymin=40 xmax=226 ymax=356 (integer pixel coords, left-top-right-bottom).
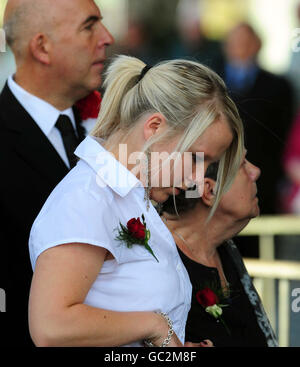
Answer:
xmin=195 ymin=286 xmax=231 ymax=335
xmin=127 ymin=218 xmax=146 ymax=240
xmin=75 ymin=91 xmax=102 ymax=120
xmin=196 ymin=287 xmax=219 ymax=308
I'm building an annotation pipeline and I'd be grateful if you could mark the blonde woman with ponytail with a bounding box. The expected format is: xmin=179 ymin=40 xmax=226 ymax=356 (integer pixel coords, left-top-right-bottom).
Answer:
xmin=28 ymin=55 xmax=244 ymax=347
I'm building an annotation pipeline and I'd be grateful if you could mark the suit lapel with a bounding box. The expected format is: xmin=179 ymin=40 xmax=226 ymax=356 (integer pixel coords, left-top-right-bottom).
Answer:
xmin=0 ymin=83 xmax=69 ymax=184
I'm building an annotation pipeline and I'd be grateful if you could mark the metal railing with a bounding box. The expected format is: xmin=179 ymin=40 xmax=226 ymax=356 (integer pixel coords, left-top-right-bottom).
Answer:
xmin=239 ymin=215 xmax=300 ymax=347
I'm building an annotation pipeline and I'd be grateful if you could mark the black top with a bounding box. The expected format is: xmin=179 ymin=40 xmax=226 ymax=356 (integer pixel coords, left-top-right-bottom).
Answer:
xmin=178 ymin=244 xmax=268 ymax=347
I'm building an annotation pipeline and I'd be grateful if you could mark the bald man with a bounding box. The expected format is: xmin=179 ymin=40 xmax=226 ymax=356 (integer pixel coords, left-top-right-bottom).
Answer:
xmin=0 ymin=0 xmax=113 ymax=346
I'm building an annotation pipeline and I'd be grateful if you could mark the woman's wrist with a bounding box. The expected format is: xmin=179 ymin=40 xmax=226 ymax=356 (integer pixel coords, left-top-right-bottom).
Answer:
xmin=144 ymin=312 xmax=174 ymax=347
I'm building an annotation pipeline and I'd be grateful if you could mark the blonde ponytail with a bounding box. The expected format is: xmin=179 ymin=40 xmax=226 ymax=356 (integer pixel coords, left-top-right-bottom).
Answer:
xmin=91 ymin=56 xmax=149 ymax=139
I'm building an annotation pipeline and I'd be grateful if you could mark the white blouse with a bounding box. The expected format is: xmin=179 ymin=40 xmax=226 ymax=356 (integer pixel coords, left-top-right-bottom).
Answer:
xmin=29 ymin=136 xmax=192 ymax=347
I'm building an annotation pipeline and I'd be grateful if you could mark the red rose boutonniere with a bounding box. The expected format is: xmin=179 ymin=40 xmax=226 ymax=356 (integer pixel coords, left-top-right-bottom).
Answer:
xmin=75 ymin=91 xmax=102 ymax=120
xmin=196 ymin=287 xmax=231 ymax=335
xmin=115 ymin=214 xmax=159 ymax=262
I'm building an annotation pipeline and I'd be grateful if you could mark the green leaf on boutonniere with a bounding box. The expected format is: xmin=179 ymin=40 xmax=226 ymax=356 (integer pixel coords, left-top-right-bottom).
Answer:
xmin=114 ymin=215 xmax=159 ymax=262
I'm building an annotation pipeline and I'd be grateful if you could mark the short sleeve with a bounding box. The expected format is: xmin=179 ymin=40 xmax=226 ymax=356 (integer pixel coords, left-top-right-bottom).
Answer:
xmin=29 ymin=186 xmax=122 ymax=270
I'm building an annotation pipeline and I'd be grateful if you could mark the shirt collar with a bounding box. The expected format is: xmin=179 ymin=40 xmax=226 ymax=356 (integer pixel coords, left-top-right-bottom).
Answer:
xmin=8 ymin=75 xmax=76 ymax=136
xmin=75 ymin=135 xmax=143 ymax=197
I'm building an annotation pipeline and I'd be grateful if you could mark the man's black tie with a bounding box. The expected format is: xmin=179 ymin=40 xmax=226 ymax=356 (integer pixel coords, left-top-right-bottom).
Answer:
xmin=55 ymin=115 xmax=81 ymax=169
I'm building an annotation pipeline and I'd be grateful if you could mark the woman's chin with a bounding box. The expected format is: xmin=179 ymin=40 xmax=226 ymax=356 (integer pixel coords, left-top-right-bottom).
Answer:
xmin=253 ymin=199 xmax=260 ymax=218
xmin=254 ymin=207 xmax=260 ymax=218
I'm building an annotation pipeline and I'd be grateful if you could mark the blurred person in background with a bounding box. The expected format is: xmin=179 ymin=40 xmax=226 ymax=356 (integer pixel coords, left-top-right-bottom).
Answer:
xmin=282 ymin=0 xmax=300 ymax=212
xmin=276 ymin=107 xmax=300 ymax=347
xmin=0 ymin=0 xmax=113 ymax=346
xmin=281 ymin=110 xmax=300 ymax=215
xmin=277 ymin=106 xmax=300 ymax=347
xmin=160 ymin=153 xmax=277 ymax=347
xmin=286 ymin=1 xmax=300 ymax=108
xmin=169 ymin=0 xmax=223 ymax=71
xmin=272 ymin=2 xmax=300 ymax=346
xmin=217 ymin=22 xmax=294 ymax=257
xmin=111 ymin=19 xmax=154 ymax=65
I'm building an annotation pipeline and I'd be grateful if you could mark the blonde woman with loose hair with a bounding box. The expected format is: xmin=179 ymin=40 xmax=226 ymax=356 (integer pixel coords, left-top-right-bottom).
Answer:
xmin=29 ymin=55 xmax=244 ymax=347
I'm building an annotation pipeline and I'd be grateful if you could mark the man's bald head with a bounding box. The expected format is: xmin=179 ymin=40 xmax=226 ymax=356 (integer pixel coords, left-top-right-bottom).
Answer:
xmin=3 ymin=0 xmax=113 ymax=108
xmin=4 ymin=0 xmax=61 ymax=60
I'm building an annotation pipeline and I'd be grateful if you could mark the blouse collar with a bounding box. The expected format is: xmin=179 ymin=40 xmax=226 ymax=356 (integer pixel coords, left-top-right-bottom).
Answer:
xmin=75 ymin=135 xmax=143 ymax=197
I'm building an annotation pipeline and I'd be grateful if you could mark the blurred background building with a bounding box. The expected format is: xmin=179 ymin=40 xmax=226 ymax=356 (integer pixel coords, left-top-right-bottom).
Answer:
xmin=1 ymin=0 xmax=300 ymax=346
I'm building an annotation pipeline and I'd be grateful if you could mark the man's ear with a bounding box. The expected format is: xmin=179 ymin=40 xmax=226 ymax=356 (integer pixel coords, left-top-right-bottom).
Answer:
xmin=143 ymin=113 xmax=167 ymax=141
xmin=201 ymin=178 xmax=216 ymax=207
xmin=29 ymin=33 xmax=51 ymax=65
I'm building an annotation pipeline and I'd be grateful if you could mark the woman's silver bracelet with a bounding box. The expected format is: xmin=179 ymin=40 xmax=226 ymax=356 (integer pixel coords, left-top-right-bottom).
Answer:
xmin=144 ymin=312 xmax=174 ymax=347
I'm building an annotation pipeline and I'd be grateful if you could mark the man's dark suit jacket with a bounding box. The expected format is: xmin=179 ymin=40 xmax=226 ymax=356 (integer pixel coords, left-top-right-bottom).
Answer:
xmin=223 ymin=67 xmax=294 ymax=215
xmin=0 ymin=83 xmax=85 ymax=346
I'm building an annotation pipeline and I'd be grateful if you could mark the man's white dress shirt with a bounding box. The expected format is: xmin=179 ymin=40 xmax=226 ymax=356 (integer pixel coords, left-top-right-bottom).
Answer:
xmin=29 ymin=136 xmax=192 ymax=346
xmin=8 ymin=75 xmax=78 ymax=168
